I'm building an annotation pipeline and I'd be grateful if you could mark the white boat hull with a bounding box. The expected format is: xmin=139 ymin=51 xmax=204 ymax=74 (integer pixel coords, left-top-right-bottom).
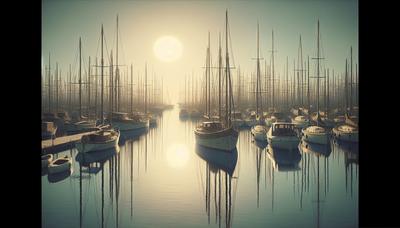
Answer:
xmin=251 ymin=126 xmax=267 ymax=141
xmin=75 ymin=134 xmax=120 ymax=153
xmin=332 ymin=127 xmax=358 ymax=143
xmin=48 ymin=158 xmax=72 ymax=174
xmin=195 ymin=134 xmax=238 ymax=151
xmin=267 ymin=135 xmax=300 ymax=150
xmin=302 ymin=130 xmax=330 ymax=145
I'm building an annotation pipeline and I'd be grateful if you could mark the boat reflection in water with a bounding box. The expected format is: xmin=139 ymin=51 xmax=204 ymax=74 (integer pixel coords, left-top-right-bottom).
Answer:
xmin=266 ymin=144 xmax=301 ymax=172
xmin=119 ymin=128 xmax=148 ymax=145
xmin=253 ymin=139 xmax=268 ymax=150
xmin=299 ymin=139 xmax=332 ymax=158
xmin=47 ymin=167 xmax=73 ymax=183
xmin=333 ymin=140 xmax=358 ymax=197
xmin=195 ymin=145 xmax=238 ymax=228
xmin=75 ymin=145 xmax=121 ymax=228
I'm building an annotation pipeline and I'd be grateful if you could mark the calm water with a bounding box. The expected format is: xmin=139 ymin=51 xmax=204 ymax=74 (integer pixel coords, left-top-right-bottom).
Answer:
xmin=42 ymin=106 xmax=358 ymax=228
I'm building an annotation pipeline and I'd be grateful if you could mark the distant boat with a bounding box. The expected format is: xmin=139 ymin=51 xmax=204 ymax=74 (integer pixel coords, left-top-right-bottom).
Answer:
xmin=251 ymin=125 xmax=267 ymax=141
xmin=179 ymin=108 xmax=189 ymax=118
xmin=267 ymin=122 xmax=299 ymax=150
xmin=111 ymin=112 xmax=149 ymax=131
xmin=41 ymin=154 xmax=53 ymax=169
xmin=231 ymin=111 xmax=245 ymax=127
xmin=265 ymin=111 xmax=290 ymax=127
xmin=300 ymin=140 xmax=332 ymax=157
xmin=48 ymin=155 xmax=72 ymax=174
xmin=292 ymin=115 xmax=310 ymax=129
xmin=42 ymin=121 xmax=57 ymax=140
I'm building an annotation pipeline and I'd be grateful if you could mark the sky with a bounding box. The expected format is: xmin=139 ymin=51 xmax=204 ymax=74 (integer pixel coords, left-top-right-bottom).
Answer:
xmin=42 ymin=0 xmax=358 ymax=103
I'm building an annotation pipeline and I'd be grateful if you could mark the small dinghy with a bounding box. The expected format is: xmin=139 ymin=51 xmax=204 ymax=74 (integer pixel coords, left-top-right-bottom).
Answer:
xmin=48 ymin=155 xmax=72 ymax=174
xmin=41 ymin=154 xmax=53 ymax=169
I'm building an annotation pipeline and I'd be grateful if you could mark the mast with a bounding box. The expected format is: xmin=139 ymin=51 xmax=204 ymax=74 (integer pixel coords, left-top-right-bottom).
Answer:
xmin=316 ymin=20 xmax=321 ymax=124
xmin=145 ymin=62 xmax=147 ymax=114
xmin=345 ymin=59 xmax=348 ymax=116
xmin=307 ymin=56 xmax=310 ymax=112
xmin=218 ymin=33 xmax=222 ymax=121
xmin=271 ymin=30 xmax=275 ymax=111
xmin=55 ymin=62 xmax=58 ymax=112
xmin=100 ymin=25 xmax=104 ymax=124
xmin=327 ymin=69 xmax=330 ymax=118
xmin=256 ymin=22 xmax=260 ymax=116
xmin=225 ymin=10 xmax=229 ymax=126
xmin=130 ymin=63 xmax=133 ymax=114
xmin=350 ymin=46 xmax=353 ymax=114
xmin=69 ymin=64 xmax=72 ymax=113
xmin=286 ymin=56 xmax=289 ymax=111
xmin=79 ymin=37 xmax=82 ymax=118
xmin=88 ymin=56 xmax=91 ymax=117
xmin=48 ymin=53 xmax=51 ymax=113
xmin=206 ymin=31 xmax=211 ymax=118
xmin=95 ymin=58 xmax=98 ymax=118
xmin=110 ymin=50 xmax=113 ymax=115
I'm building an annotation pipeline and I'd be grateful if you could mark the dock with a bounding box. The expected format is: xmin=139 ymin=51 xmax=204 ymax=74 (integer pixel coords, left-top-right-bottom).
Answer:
xmin=42 ymin=131 xmax=97 ymax=154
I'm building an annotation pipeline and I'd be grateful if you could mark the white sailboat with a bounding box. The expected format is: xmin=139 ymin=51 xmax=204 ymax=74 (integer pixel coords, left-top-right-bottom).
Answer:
xmin=250 ymin=22 xmax=268 ymax=141
xmin=194 ymin=11 xmax=239 ymax=151
xmin=76 ymin=25 xmax=120 ymax=153
xmin=332 ymin=57 xmax=358 ymax=143
xmin=302 ymin=21 xmax=330 ymax=145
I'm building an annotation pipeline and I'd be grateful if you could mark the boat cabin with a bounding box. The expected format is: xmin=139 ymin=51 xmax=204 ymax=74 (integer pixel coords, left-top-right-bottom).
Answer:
xmin=111 ymin=112 xmax=130 ymax=121
xmin=200 ymin=121 xmax=224 ymax=131
xmin=271 ymin=123 xmax=296 ymax=136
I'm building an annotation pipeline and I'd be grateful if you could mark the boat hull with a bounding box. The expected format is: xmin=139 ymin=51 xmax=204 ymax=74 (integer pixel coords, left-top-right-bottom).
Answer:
xmin=332 ymin=127 xmax=358 ymax=143
xmin=195 ymin=128 xmax=238 ymax=151
xmin=267 ymin=135 xmax=300 ymax=150
xmin=301 ymin=127 xmax=330 ymax=145
xmin=75 ymin=134 xmax=120 ymax=153
xmin=111 ymin=120 xmax=149 ymax=131
xmin=48 ymin=158 xmax=72 ymax=174
xmin=251 ymin=126 xmax=267 ymax=141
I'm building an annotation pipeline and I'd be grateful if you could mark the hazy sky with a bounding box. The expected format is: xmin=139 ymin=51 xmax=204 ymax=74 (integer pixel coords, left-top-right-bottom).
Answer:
xmin=42 ymin=0 xmax=358 ymax=103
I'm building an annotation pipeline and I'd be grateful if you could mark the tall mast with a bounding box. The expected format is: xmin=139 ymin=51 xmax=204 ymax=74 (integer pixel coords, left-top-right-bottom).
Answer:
xmin=256 ymin=22 xmax=260 ymax=116
xmin=271 ymin=30 xmax=275 ymax=111
xmin=95 ymin=58 xmax=98 ymax=118
xmin=327 ymin=69 xmax=330 ymax=118
xmin=350 ymin=46 xmax=353 ymax=114
xmin=48 ymin=53 xmax=51 ymax=113
xmin=145 ymin=62 xmax=147 ymax=114
xmin=345 ymin=59 xmax=348 ymax=116
xmin=55 ymin=62 xmax=58 ymax=112
xmin=130 ymin=63 xmax=133 ymax=114
xmin=88 ymin=56 xmax=91 ymax=117
xmin=110 ymin=50 xmax=113 ymax=114
xmin=316 ymin=20 xmax=320 ymax=123
xmin=116 ymin=14 xmax=120 ymax=112
xmin=69 ymin=64 xmax=72 ymax=113
xmin=225 ymin=10 xmax=229 ymax=126
xmin=307 ymin=56 xmax=310 ymax=112
xmin=79 ymin=37 xmax=82 ymax=118
xmin=300 ymin=36 xmax=303 ymax=107
xmin=218 ymin=32 xmax=222 ymax=121
xmin=207 ymin=32 xmax=211 ymax=118
xmin=100 ymin=25 xmax=104 ymax=124
xmin=286 ymin=56 xmax=289 ymax=111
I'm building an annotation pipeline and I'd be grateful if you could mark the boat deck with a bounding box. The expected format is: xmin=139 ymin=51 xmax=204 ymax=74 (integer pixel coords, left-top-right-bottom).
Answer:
xmin=42 ymin=131 xmax=97 ymax=154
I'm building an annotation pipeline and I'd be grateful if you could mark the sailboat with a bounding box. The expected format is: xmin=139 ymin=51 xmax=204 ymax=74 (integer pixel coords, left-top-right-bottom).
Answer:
xmin=76 ymin=25 xmax=120 ymax=153
xmin=110 ymin=16 xmax=150 ymax=131
xmin=250 ymin=22 xmax=268 ymax=141
xmin=302 ymin=21 xmax=330 ymax=145
xmin=264 ymin=30 xmax=291 ymax=127
xmin=194 ymin=11 xmax=239 ymax=151
xmin=65 ymin=37 xmax=97 ymax=134
xmin=332 ymin=58 xmax=358 ymax=143
xmin=292 ymin=39 xmax=311 ymax=129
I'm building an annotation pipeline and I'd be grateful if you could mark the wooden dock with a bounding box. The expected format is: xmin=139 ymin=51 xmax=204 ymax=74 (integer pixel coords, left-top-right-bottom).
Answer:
xmin=42 ymin=131 xmax=97 ymax=154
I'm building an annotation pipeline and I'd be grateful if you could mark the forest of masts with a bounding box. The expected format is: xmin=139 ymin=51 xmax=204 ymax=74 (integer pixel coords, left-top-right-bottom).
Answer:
xmin=180 ymin=33 xmax=358 ymax=116
xmin=41 ymin=17 xmax=171 ymax=118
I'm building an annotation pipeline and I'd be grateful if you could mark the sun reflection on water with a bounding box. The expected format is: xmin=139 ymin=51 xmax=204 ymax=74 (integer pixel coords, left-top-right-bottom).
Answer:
xmin=166 ymin=143 xmax=190 ymax=169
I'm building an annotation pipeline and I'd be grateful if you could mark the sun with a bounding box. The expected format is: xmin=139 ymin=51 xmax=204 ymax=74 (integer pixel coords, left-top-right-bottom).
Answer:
xmin=166 ymin=143 xmax=190 ymax=169
xmin=153 ymin=36 xmax=183 ymax=62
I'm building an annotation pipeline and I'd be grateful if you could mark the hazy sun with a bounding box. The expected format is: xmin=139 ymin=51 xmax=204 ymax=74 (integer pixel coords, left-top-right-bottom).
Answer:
xmin=153 ymin=36 xmax=183 ymax=62
xmin=166 ymin=143 xmax=190 ymax=169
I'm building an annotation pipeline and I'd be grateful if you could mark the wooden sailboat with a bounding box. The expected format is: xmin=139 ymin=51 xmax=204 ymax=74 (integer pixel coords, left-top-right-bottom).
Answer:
xmin=332 ymin=58 xmax=358 ymax=143
xmin=76 ymin=25 xmax=120 ymax=153
xmin=194 ymin=11 xmax=239 ymax=151
xmin=65 ymin=37 xmax=97 ymax=134
xmin=109 ymin=15 xmax=150 ymax=131
xmin=250 ymin=22 xmax=268 ymax=141
xmin=302 ymin=20 xmax=330 ymax=145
